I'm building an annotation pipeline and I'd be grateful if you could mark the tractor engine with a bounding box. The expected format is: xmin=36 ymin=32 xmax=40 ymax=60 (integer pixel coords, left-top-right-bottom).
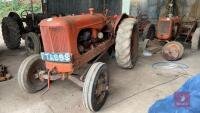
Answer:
xmin=77 ymin=29 xmax=92 ymax=54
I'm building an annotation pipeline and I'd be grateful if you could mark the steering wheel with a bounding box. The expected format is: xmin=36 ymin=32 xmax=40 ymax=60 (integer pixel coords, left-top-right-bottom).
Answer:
xmin=21 ymin=10 xmax=32 ymax=18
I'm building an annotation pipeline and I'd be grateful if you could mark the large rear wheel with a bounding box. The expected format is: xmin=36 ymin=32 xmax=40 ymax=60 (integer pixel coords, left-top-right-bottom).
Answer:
xmin=8 ymin=12 xmax=24 ymax=34
xmin=25 ymin=32 xmax=42 ymax=55
xmin=1 ymin=17 xmax=21 ymax=49
xmin=18 ymin=54 xmax=47 ymax=93
xmin=83 ymin=62 xmax=109 ymax=112
xmin=115 ymin=18 xmax=139 ymax=69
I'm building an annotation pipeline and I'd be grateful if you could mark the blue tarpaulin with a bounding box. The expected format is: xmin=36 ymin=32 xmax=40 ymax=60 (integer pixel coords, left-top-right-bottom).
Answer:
xmin=149 ymin=73 xmax=200 ymax=113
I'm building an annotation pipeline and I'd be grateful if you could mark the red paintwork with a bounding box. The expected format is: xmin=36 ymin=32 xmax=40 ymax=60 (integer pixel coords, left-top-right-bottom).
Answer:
xmin=40 ymin=9 xmax=122 ymax=73
xmin=157 ymin=17 xmax=180 ymax=40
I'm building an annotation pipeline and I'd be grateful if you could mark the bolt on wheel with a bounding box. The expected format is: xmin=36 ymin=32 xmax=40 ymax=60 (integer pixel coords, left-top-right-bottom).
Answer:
xmin=162 ymin=41 xmax=184 ymax=61
xmin=18 ymin=54 xmax=47 ymax=93
xmin=83 ymin=62 xmax=109 ymax=112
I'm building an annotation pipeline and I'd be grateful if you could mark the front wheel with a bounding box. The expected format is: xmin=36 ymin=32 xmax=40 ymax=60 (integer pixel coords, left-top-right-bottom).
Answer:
xmin=83 ymin=62 xmax=109 ymax=112
xmin=18 ymin=54 xmax=47 ymax=93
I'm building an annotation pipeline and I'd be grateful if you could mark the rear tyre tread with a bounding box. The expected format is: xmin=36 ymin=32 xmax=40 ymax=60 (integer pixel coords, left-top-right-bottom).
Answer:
xmin=1 ymin=17 xmax=21 ymax=49
xmin=115 ymin=18 xmax=138 ymax=69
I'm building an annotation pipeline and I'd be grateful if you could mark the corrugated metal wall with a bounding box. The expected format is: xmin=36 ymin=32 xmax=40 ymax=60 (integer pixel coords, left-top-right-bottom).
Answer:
xmin=129 ymin=0 xmax=199 ymax=23
xmin=47 ymin=0 xmax=122 ymax=15
xmin=105 ymin=0 xmax=122 ymax=15
xmin=130 ymin=0 xmax=164 ymax=20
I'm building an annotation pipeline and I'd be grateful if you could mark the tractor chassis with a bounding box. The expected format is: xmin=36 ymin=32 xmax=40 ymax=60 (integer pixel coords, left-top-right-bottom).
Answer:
xmin=38 ymin=39 xmax=114 ymax=89
xmin=74 ymin=37 xmax=115 ymax=68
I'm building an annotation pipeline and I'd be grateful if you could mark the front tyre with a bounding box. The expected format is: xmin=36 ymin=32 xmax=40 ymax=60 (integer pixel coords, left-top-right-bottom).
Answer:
xmin=83 ymin=62 xmax=109 ymax=112
xmin=18 ymin=54 xmax=47 ymax=93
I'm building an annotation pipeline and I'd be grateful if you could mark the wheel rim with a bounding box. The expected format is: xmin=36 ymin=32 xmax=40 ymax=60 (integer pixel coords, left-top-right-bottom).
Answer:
xmin=27 ymin=59 xmax=46 ymax=88
xmin=92 ymin=70 xmax=109 ymax=110
xmin=162 ymin=42 xmax=182 ymax=61
xmin=131 ymin=24 xmax=138 ymax=64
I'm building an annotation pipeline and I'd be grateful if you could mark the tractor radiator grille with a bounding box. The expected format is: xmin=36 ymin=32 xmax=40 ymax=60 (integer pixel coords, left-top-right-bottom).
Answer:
xmin=40 ymin=26 xmax=68 ymax=52
xmin=158 ymin=21 xmax=170 ymax=35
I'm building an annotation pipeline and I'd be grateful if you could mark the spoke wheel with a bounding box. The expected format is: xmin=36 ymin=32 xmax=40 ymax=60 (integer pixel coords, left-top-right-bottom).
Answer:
xmin=83 ymin=62 xmax=109 ymax=112
xmin=18 ymin=54 xmax=47 ymax=93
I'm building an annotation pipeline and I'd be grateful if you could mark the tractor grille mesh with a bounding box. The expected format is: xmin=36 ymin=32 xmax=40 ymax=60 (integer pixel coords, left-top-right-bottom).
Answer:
xmin=40 ymin=26 xmax=68 ymax=52
xmin=158 ymin=21 xmax=170 ymax=35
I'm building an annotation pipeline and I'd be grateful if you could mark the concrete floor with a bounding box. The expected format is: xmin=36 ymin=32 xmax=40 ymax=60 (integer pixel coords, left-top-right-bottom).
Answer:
xmin=0 ymin=27 xmax=200 ymax=113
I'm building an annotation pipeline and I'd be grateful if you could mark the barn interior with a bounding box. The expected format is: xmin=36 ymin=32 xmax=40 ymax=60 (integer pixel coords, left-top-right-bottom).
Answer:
xmin=0 ymin=0 xmax=200 ymax=113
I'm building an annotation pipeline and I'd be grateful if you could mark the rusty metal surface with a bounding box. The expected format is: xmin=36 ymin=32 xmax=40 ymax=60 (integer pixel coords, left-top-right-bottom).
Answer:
xmin=157 ymin=17 xmax=180 ymax=40
xmin=143 ymin=39 xmax=162 ymax=54
xmin=0 ymin=64 xmax=11 ymax=82
xmin=176 ymin=21 xmax=197 ymax=42
xmin=74 ymin=38 xmax=115 ymax=68
xmin=162 ymin=41 xmax=184 ymax=61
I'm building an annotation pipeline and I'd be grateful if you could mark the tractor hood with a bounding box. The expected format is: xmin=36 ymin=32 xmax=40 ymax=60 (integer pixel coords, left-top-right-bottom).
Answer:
xmin=39 ymin=13 xmax=108 ymax=73
xmin=39 ymin=14 xmax=106 ymax=30
xmin=39 ymin=13 xmax=107 ymax=54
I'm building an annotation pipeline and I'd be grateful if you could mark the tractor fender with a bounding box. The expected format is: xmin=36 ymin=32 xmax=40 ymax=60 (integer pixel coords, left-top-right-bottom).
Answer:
xmin=114 ymin=13 xmax=129 ymax=35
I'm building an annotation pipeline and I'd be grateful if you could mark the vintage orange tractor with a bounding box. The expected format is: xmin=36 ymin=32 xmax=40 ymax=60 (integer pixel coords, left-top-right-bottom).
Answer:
xmin=1 ymin=0 xmax=122 ymax=55
xmin=157 ymin=16 xmax=198 ymax=61
xmin=17 ymin=8 xmax=138 ymax=112
xmin=144 ymin=0 xmax=199 ymax=61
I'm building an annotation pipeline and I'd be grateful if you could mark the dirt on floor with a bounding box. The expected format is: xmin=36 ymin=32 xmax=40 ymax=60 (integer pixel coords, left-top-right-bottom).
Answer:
xmin=0 ymin=29 xmax=200 ymax=113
